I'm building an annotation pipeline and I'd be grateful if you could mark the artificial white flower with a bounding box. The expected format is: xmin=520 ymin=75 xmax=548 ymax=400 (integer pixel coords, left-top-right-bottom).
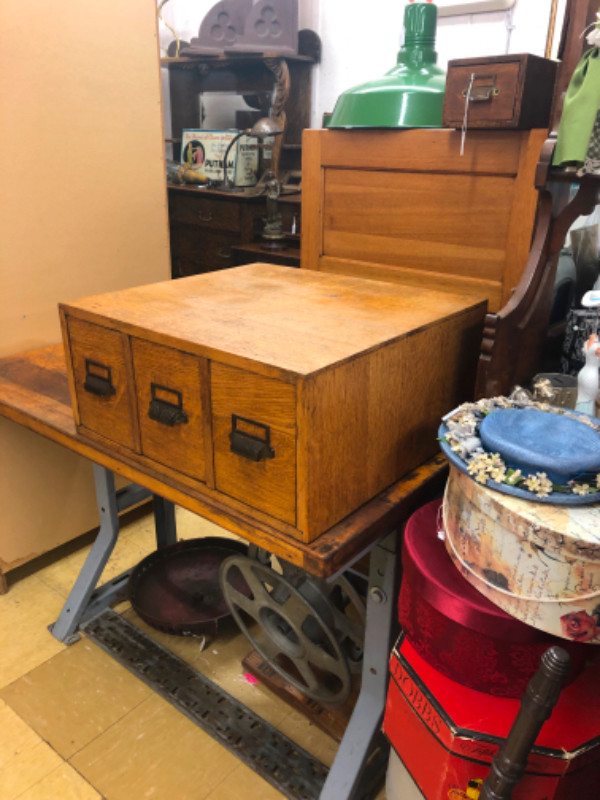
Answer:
xmin=572 ymin=483 xmax=592 ymax=496
xmin=523 ymin=472 xmax=553 ymax=498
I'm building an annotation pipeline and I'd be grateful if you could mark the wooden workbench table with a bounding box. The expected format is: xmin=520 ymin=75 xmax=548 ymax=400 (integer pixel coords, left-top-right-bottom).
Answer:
xmin=0 ymin=343 xmax=447 ymax=799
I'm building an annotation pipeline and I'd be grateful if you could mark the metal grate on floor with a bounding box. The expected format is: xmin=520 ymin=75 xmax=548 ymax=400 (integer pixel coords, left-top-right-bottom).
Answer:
xmin=82 ymin=609 xmax=328 ymax=800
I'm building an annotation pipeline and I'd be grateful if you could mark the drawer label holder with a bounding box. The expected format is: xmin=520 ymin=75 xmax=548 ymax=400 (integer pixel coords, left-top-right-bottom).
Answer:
xmin=84 ymin=359 xmax=116 ymax=397
xmin=229 ymin=414 xmax=275 ymax=462
xmin=148 ymin=383 xmax=189 ymax=427
xmin=461 ymin=72 xmax=500 ymax=102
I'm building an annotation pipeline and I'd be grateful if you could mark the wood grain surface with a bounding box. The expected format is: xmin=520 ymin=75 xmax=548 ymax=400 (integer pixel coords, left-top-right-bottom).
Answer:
xmin=65 ymin=317 xmax=139 ymax=452
xmin=301 ymin=127 xmax=546 ymax=313
xmin=59 ymin=263 xmax=486 ymax=378
xmin=60 ymin=264 xmax=484 ymax=541
xmin=0 ymin=345 xmax=448 ymax=577
xmin=132 ymin=338 xmax=212 ymax=485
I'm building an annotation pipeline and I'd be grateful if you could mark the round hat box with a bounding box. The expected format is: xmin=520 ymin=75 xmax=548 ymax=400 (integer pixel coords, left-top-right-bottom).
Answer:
xmin=399 ymin=499 xmax=588 ymax=697
xmin=443 ymin=466 xmax=600 ymax=644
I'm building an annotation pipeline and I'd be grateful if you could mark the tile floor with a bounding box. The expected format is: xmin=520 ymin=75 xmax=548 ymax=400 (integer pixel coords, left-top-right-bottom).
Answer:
xmin=0 ymin=506 xmax=387 ymax=799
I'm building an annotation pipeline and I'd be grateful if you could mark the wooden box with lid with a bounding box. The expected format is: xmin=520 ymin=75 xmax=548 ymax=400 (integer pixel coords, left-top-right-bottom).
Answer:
xmin=59 ymin=264 xmax=486 ymax=542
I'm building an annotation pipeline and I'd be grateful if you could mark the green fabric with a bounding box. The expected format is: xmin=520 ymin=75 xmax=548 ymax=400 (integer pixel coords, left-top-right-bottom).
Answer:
xmin=583 ymin=108 xmax=600 ymax=172
xmin=553 ymin=47 xmax=600 ymax=167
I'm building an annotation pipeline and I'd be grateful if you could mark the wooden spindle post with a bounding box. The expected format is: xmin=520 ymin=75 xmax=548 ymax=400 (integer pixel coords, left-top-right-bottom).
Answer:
xmin=480 ymin=646 xmax=571 ymax=800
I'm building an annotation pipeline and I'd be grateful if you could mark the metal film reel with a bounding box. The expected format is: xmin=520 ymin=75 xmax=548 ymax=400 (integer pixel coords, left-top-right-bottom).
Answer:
xmin=219 ymin=553 xmax=366 ymax=705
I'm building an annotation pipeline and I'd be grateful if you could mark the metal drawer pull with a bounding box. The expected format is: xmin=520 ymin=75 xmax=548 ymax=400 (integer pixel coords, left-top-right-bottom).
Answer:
xmin=148 ymin=383 xmax=188 ymax=426
xmin=461 ymin=73 xmax=499 ymax=102
xmin=229 ymin=414 xmax=275 ymax=462
xmin=198 ymin=210 xmax=213 ymax=222
xmin=217 ymin=246 xmax=232 ymax=259
xmin=84 ymin=359 xmax=116 ymax=397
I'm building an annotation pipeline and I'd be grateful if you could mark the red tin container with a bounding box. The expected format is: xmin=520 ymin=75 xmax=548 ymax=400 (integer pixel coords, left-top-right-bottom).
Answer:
xmin=383 ymin=636 xmax=600 ymax=800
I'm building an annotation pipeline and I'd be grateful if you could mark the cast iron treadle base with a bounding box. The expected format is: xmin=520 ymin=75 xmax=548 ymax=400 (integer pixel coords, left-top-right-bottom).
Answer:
xmin=81 ymin=609 xmax=328 ymax=800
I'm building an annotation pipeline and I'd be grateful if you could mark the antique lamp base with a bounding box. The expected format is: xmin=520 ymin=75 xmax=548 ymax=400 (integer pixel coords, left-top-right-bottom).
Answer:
xmin=261 ymin=233 xmax=287 ymax=251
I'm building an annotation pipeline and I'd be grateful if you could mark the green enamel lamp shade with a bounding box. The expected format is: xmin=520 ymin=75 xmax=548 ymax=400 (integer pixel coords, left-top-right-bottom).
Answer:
xmin=328 ymin=2 xmax=446 ymax=128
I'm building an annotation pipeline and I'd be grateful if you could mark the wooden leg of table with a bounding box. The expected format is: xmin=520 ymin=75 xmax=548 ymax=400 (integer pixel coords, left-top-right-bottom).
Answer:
xmin=0 ymin=571 xmax=8 ymax=595
xmin=320 ymin=530 xmax=400 ymax=800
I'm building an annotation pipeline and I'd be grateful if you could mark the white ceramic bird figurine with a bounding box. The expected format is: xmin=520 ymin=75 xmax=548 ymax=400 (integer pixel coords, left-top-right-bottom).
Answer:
xmin=576 ymin=334 xmax=600 ymax=416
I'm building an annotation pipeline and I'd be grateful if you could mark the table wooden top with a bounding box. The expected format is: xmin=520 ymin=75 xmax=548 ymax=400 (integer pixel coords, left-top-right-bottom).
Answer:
xmin=0 ymin=344 xmax=447 ymax=576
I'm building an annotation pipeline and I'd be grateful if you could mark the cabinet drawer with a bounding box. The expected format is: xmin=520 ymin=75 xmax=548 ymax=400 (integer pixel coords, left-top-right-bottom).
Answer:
xmin=132 ymin=338 xmax=211 ymax=482
xmin=66 ymin=317 xmax=137 ymax=450
xmin=169 ymin=194 xmax=242 ymax=232
xmin=170 ymin=226 xmax=236 ymax=276
xmin=211 ymin=363 xmax=296 ymax=525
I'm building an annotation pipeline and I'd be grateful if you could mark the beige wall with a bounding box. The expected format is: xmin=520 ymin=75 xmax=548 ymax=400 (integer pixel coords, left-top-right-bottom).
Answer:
xmin=0 ymin=1 xmax=171 ymax=575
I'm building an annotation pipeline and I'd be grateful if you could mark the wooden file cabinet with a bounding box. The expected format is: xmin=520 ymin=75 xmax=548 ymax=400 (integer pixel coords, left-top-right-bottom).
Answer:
xmin=442 ymin=54 xmax=557 ymax=131
xmin=60 ymin=264 xmax=486 ymax=542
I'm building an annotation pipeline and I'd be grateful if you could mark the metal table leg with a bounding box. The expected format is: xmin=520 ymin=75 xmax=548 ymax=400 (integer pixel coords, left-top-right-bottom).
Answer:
xmin=320 ymin=530 xmax=399 ymax=800
xmin=50 ymin=464 xmax=175 ymax=644
xmin=153 ymin=493 xmax=177 ymax=549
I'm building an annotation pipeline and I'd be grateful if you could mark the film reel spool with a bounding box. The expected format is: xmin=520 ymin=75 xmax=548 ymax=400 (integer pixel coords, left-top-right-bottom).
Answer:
xmin=220 ymin=553 xmax=366 ymax=705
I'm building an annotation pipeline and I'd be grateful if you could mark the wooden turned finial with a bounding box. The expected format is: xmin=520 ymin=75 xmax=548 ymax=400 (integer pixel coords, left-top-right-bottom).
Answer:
xmin=480 ymin=646 xmax=571 ymax=800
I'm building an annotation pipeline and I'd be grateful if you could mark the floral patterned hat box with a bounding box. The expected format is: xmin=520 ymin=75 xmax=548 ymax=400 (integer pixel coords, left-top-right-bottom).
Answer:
xmin=382 ymin=635 xmax=600 ymax=800
xmin=398 ymin=500 xmax=589 ymax=698
xmin=443 ymin=465 xmax=600 ymax=644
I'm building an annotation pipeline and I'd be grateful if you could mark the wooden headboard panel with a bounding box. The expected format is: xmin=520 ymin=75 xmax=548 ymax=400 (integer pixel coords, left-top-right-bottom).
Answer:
xmin=301 ymin=128 xmax=548 ymax=314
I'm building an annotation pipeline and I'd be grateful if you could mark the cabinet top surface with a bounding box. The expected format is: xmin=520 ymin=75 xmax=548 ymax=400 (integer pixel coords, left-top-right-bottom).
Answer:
xmin=161 ymin=53 xmax=315 ymax=67
xmin=61 ymin=264 xmax=485 ymax=377
xmin=166 ymin=184 xmax=269 ymax=202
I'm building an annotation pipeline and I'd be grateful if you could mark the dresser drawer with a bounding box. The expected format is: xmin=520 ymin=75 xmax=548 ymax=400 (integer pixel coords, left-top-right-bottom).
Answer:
xmin=211 ymin=363 xmax=297 ymax=525
xmin=170 ymin=226 xmax=236 ymax=277
xmin=169 ymin=194 xmax=242 ymax=232
xmin=66 ymin=317 xmax=137 ymax=450
xmin=131 ymin=338 xmax=211 ymax=482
